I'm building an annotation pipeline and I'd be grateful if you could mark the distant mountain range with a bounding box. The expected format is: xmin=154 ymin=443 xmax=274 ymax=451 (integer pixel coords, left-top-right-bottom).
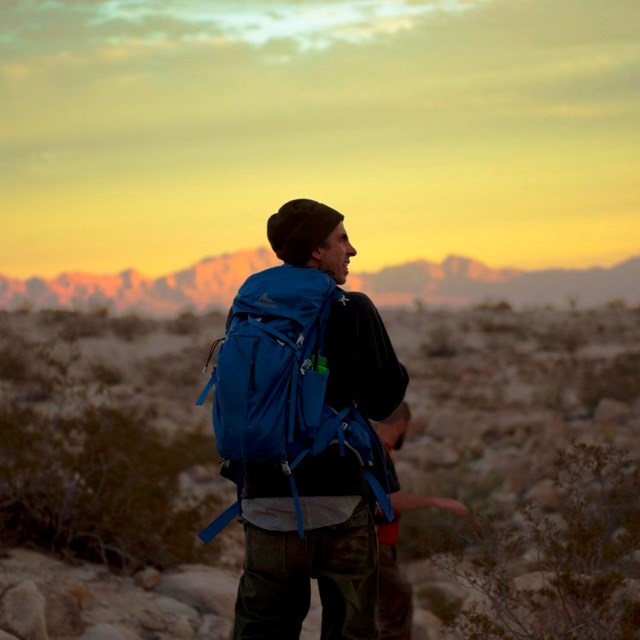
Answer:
xmin=1 ymin=249 xmax=638 ymax=315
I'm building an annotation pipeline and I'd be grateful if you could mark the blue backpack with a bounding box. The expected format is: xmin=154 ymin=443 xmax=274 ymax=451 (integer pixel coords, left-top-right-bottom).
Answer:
xmin=196 ymin=264 xmax=395 ymax=543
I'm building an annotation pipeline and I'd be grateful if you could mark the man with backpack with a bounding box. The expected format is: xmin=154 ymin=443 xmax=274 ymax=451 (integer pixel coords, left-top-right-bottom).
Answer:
xmin=229 ymin=198 xmax=409 ymax=639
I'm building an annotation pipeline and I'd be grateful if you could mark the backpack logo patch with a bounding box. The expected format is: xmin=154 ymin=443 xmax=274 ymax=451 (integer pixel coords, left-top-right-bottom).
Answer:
xmin=256 ymin=292 xmax=277 ymax=308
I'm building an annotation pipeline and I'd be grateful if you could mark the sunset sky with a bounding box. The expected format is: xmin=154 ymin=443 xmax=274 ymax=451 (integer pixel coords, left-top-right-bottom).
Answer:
xmin=2 ymin=0 xmax=639 ymax=279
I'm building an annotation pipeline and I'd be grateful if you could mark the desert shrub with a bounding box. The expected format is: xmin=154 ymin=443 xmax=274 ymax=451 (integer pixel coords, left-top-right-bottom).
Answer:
xmin=442 ymin=444 xmax=640 ymax=639
xmin=470 ymin=311 xmax=531 ymax=341
xmin=421 ymin=325 xmax=458 ymax=358
xmin=603 ymin=299 xmax=627 ymax=310
xmin=473 ymin=301 xmax=513 ymax=313
xmin=532 ymin=323 xmax=588 ymax=354
xmin=399 ymin=468 xmax=501 ymax=561
xmin=165 ymin=309 xmax=201 ymax=335
xmin=577 ymin=352 xmax=640 ymax=412
xmin=40 ymin=308 xmax=111 ymax=341
xmin=143 ymin=345 xmax=205 ymax=391
xmin=0 ymin=402 xmax=221 ymax=573
xmin=535 ymin=357 xmax=576 ymax=411
xmin=110 ymin=313 xmax=156 ymax=342
xmin=90 ymin=362 xmax=125 ymax=386
xmin=399 ymin=508 xmax=471 ymax=561
xmin=0 ymin=334 xmax=32 ymax=382
xmin=0 ymin=332 xmax=69 ymax=401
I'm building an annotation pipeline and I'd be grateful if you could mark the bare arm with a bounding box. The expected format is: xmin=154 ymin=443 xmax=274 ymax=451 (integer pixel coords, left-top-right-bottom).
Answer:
xmin=390 ymin=492 xmax=469 ymax=516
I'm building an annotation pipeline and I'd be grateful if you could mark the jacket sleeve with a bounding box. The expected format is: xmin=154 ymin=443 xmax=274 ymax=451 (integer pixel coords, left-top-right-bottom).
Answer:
xmin=324 ymin=292 xmax=409 ymax=421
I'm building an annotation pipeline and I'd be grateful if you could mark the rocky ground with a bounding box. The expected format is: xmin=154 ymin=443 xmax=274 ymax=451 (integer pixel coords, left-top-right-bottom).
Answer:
xmin=1 ymin=303 xmax=639 ymax=639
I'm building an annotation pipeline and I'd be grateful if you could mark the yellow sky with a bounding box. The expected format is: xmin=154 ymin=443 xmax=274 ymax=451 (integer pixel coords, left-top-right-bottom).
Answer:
xmin=1 ymin=0 xmax=639 ymax=279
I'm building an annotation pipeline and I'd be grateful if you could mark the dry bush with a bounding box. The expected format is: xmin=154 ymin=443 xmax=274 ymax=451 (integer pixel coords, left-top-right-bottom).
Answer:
xmin=441 ymin=444 xmax=640 ymax=639
xmin=577 ymin=352 xmax=640 ymax=412
xmin=421 ymin=325 xmax=458 ymax=358
xmin=0 ymin=332 xmax=32 ymax=382
xmin=110 ymin=313 xmax=157 ymax=342
xmin=0 ymin=330 xmax=71 ymax=402
xmin=164 ymin=309 xmax=202 ymax=335
xmin=39 ymin=308 xmax=111 ymax=342
xmin=532 ymin=323 xmax=588 ymax=354
xmin=0 ymin=402 xmax=221 ymax=573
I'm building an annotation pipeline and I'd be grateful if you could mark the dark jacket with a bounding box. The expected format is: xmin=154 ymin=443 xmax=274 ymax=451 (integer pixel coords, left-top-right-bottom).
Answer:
xmin=241 ymin=290 xmax=409 ymax=499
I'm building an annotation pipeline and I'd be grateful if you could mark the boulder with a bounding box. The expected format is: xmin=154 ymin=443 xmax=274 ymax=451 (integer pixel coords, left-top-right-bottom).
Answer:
xmin=0 ymin=579 xmax=48 ymax=640
xmin=412 ymin=608 xmax=444 ymax=640
xmin=196 ymin=614 xmax=232 ymax=640
xmin=525 ymin=478 xmax=563 ymax=511
xmin=133 ymin=567 xmax=161 ymax=591
xmin=79 ymin=622 xmax=141 ymax=640
xmin=155 ymin=566 xmax=239 ymax=619
xmin=594 ymin=398 xmax=632 ymax=427
xmin=44 ymin=586 xmax=86 ymax=637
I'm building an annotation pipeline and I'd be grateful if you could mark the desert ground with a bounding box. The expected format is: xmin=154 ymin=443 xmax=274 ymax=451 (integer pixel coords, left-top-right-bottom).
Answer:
xmin=1 ymin=302 xmax=639 ymax=639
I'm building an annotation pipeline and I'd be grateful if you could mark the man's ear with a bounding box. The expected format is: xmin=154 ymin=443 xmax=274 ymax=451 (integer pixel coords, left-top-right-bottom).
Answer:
xmin=310 ymin=246 xmax=324 ymax=261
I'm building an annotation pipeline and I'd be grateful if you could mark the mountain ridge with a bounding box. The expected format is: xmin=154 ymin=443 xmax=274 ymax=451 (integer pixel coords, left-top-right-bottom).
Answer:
xmin=1 ymin=250 xmax=637 ymax=315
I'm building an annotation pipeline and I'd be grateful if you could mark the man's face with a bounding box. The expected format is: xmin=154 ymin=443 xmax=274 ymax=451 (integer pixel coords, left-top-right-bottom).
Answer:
xmin=312 ymin=222 xmax=357 ymax=285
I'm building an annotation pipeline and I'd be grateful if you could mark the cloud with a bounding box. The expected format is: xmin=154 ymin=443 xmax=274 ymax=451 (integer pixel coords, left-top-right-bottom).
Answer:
xmin=2 ymin=0 xmax=479 ymax=62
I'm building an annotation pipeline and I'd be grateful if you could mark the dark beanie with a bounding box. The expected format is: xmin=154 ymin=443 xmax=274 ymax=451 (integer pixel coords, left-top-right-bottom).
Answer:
xmin=267 ymin=198 xmax=344 ymax=266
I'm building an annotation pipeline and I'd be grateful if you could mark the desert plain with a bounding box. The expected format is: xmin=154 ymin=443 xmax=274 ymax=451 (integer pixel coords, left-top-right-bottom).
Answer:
xmin=1 ymin=301 xmax=639 ymax=639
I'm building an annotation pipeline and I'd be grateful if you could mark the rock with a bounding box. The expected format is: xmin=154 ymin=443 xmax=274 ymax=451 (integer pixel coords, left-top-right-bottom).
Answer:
xmin=525 ymin=478 xmax=563 ymax=511
xmin=514 ymin=571 xmax=548 ymax=591
xmin=137 ymin=609 xmax=169 ymax=632
xmin=2 ymin=550 xmax=64 ymax=576
xmin=153 ymin=595 xmax=200 ymax=622
xmin=67 ymin=583 xmax=94 ymax=610
xmin=0 ymin=579 xmax=48 ymax=640
xmin=412 ymin=609 xmax=444 ymax=640
xmin=594 ymin=398 xmax=631 ymax=427
xmin=196 ymin=614 xmax=232 ymax=640
xmin=133 ymin=595 xmax=200 ymax=638
xmin=154 ymin=566 xmax=239 ymax=619
xmin=393 ymin=460 xmax=423 ymax=493
xmin=420 ymin=441 xmax=461 ymax=467
xmin=171 ymin=614 xmax=197 ymax=639
xmin=79 ymin=622 xmax=141 ymax=640
xmin=69 ymin=567 xmax=100 ymax=583
xmin=427 ymin=411 xmax=459 ymax=441
xmin=133 ymin=567 xmax=161 ymax=591
xmin=45 ymin=586 xmax=86 ymax=636
xmin=415 ymin=580 xmax=466 ymax=624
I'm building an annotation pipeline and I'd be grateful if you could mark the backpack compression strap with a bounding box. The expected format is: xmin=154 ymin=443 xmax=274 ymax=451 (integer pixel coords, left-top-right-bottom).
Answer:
xmin=198 ymin=502 xmax=241 ymax=544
